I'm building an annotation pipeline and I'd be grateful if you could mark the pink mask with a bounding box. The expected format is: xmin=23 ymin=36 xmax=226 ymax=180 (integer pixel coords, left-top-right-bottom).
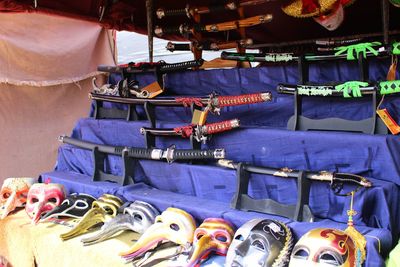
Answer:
xmin=186 ymin=218 xmax=234 ymax=267
xmin=25 ymin=183 xmax=66 ymax=224
xmin=0 ymin=177 xmax=36 ymax=219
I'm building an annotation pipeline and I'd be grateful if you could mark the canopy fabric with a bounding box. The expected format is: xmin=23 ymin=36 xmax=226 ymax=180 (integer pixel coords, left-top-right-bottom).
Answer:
xmin=0 ymin=0 xmax=399 ymax=45
xmin=0 ymin=12 xmax=115 ymax=86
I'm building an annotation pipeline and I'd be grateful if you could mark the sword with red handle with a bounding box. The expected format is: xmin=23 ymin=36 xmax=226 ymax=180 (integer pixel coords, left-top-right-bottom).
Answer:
xmin=140 ymin=119 xmax=240 ymax=142
xmin=155 ymin=14 xmax=273 ymax=37
xmin=90 ymin=92 xmax=272 ymax=114
xmin=156 ymin=0 xmax=271 ymax=19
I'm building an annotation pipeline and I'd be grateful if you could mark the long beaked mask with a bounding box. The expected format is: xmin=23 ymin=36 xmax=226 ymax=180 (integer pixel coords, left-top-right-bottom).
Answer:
xmin=0 ymin=177 xmax=36 ymax=219
xmin=289 ymin=228 xmax=363 ymax=267
xmin=226 ymin=219 xmax=293 ymax=267
xmin=60 ymin=194 xmax=123 ymax=241
xmin=25 ymin=183 xmax=66 ymax=224
xmin=186 ymin=218 xmax=234 ymax=267
xmin=81 ymin=200 xmax=160 ymax=246
xmin=39 ymin=193 xmax=96 ymax=222
xmin=120 ymin=207 xmax=196 ymax=262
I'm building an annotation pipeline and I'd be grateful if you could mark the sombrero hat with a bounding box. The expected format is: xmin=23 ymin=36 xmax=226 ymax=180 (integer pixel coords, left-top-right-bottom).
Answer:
xmin=389 ymin=0 xmax=400 ymax=7
xmin=282 ymin=0 xmax=355 ymax=18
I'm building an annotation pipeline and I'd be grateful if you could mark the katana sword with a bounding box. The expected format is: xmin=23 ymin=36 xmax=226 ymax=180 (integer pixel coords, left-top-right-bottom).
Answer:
xmin=277 ymin=80 xmax=400 ymax=97
xmin=217 ymin=160 xmax=372 ymax=189
xmin=97 ymin=59 xmax=204 ymax=98
xmin=220 ymin=42 xmax=389 ymax=62
xmin=140 ymin=119 xmax=240 ymax=143
xmin=59 ymin=135 xmax=225 ymax=163
xmin=89 ymin=91 xmax=272 ymax=114
xmin=155 ymin=14 xmax=273 ymax=37
xmin=166 ymin=39 xmax=253 ymax=52
xmin=97 ymin=59 xmax=204 ymax=74
xmin=156 ymin=0 xmax=271 ymax=19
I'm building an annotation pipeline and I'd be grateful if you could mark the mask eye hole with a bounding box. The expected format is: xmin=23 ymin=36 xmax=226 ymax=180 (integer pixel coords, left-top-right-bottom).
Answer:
xmin=19 ymin=192 xmax=28 ymax=198
xmin=170 ymin=223 xmax=180 ymax=231
xmin=133 ymin=214 xmax=143 ymax=221
xmin=75 ymin=200 xmax=88 ymax=209
xmin=75 ymin=201 xmax=86 ymax=207
xmin=2 ymin=192 xmax=10 ymax=199
xmin=196 ymin=232 xmax=205 ymax=240
xmin=235 ymin=234 xmax=244 ymax=241
xmin=318 ymin=251 xmax=343 ymax=266
xmin=48 ymin=198 xmax=57 ymax=204
xmin=293 ymin=248 xmax=309 ymax=260
xmin=216 ymin=234 xmax=228 ymax=243
xmin=251 ymin=240 xmax=265 ymax=251
xmin=31 ymin=198 xmax=39 ymax=204
xmin=103 ymin=206 xmax=113 ymax=214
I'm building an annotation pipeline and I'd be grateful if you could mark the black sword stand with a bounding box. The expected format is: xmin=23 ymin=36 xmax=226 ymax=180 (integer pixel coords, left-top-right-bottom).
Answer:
xmin=287 ymin=52 xmax=387 ymax=134
xmin=92 ymin=146 xmax=136 ymax=186
xmin=93 ymin=99 xmax=139 ymax=121
xmin=143 ymin=129 xmax=202 ymax=150
xmin=231 ymin=163 xmax=314 ymax=222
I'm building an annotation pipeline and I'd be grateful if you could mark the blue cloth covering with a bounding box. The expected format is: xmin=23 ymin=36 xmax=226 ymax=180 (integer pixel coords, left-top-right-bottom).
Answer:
xmin=44 ymin=58 xmax=400 ymax=266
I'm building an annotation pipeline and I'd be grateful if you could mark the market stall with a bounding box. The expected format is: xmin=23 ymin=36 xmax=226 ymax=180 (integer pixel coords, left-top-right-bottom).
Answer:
xmin=0 ymin=1 xmax=399 ymax=266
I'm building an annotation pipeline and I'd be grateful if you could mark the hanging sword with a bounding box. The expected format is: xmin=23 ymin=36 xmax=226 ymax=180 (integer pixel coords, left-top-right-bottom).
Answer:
xmin=155 ymin=14 xmax=273 ymax=37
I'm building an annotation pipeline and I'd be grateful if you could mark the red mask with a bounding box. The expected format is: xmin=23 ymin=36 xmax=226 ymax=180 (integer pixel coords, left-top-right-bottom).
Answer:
xmin=25 ymin=183 xmax=66 ymax=224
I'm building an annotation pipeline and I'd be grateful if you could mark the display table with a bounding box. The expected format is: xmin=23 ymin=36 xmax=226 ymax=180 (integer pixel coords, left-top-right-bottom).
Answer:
xmin=0 ymin=210 xmax=140 ymax=267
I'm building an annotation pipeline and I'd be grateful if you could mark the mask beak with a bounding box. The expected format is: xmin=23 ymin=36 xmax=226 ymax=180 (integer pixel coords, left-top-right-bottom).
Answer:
xmin=30 ymin=202 xmax=46 ymax=225
xmin=0 ymin=191 xmax=17 ymax=219
xmin=119 ymin=222 xmax=172 ymax=260
xmin=187 ymin=235 xmax=215 ymax=267
xmin=60 ymin=207 xmax=106 ymax=241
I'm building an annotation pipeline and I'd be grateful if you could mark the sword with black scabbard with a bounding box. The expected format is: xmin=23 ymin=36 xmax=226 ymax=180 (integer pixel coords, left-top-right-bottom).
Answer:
xmin=221 ymin=42 xmax=389 ymax=62
xmin=97 ymin=59 xmax=204 ymax=98
xmin=140 ymin=119 xmax=240 ymax=143
xmin=89 ymin=91 xmax=272 ymax=114
xmin=217 ymin=159 xmax=372 ymax=194
xmin=166 ymin=38 xmax=253 ymax=52
xmin=58 ymin=135 xmax=225 ymax=163
xmin=156 ymin=0 xmax=271 ymax=19
xmin=154 ymin=14 xmax=273 ymax=37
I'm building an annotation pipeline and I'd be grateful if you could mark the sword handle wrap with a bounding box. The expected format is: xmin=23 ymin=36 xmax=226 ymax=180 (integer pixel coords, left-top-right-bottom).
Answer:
xmin=115 ymin=147 xmax=153 ymax=159
xmin=172 ymin=149 xmax=225 ymax=160
xmin=157 ymin=8 xmax=187 ymax=19
xmin=216 ymin=92 xmax=272 ymax=107
xmin=203 ymin=119 xmax=240 ymax=135
xmin=159 ymin=59 xmax=203 ymax=72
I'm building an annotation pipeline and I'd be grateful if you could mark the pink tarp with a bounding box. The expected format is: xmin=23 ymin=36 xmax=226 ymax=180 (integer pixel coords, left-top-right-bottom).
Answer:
xmin=0 ymin=12 xmax=115 ymax=181
xmin=0 ymin=12 xmax=115 ymax=86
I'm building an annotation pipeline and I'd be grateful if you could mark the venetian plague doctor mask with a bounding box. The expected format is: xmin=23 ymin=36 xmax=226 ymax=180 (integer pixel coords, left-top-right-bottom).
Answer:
xmin=81 ymin=200 xmax=160 ymax=246
xmin=25 ymin=183 xmax=66 ymax=224
xmin=225 ymin=219 xmax=293 ymax=267
xmin=0 ymin=177 xmax=37 ymax=219
xmin=186 ymin=218 xmax=234 ymax=267
xmin=39 ymin=193 xmax=96 ymax=222
xmin=60 ymin=194 xmax=123 ymax=241
xmin=119 ymin=207 xmax=196 ymax=262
